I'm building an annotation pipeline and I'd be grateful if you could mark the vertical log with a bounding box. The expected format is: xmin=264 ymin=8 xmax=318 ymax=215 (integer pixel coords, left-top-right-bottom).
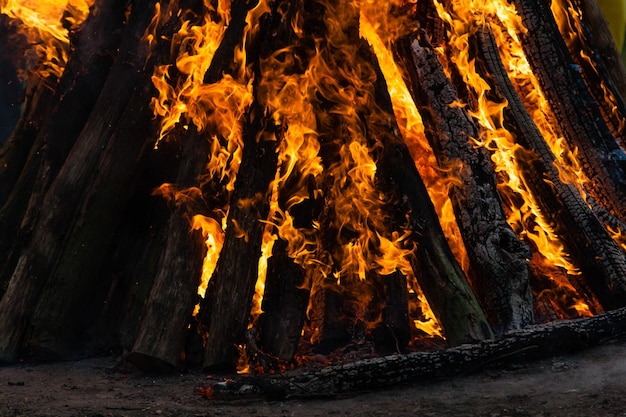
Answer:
xmin=0 ymin=0 xmax=154 ymax=362
xmin=511 ymin=0 xmax=626 ymax=226
xmin=0 ymin=0 xmax=128 ymax=299
xmin=200 ymin=101 xmax=279 ymax=369
xmin=579 ymin=0 xmax=626 ymax=102
xmin=25 ymin=72 xmax=158 ymax=358
xmin=474 ymin=26 xmax=626 ymax=310
xmin=371 ymin=271 xmax=411 ymax=354
xmin=131 ymin=0 xmax=259 ymax=371
xmin=396 ymin=32 xmax=533 ymax=334
xmin=258 ymin=238 xmax=310 ymax=361
xmin=554 ymin=0 xmax=626 ymax=142
xmin=360 ymin=44 xmax=494 ymax=343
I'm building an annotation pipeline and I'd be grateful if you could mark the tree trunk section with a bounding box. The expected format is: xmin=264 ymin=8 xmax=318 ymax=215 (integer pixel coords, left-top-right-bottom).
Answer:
xmin=362 ymin=43 xmax=494 ymax=345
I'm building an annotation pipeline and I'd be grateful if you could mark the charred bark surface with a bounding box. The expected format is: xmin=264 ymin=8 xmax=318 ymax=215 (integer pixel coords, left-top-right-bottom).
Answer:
xmin=131 ymin=0 xmax=258 ymax=371
xmin=258 ymin=238 xmax=310 ymax=362
xmin=512 ymin=0 xmax=626 ymax=227
xmin=208 ymin=305 xmax=626 ymax=399
xmin=0 ymin=0 xmax=127 ymax=285
xmin=397 ymin=32 xmax=533 ymax=334
xmin=556 ymin=0 xmax=626 ymax=144
xmin=200 ymin=104 xmax=279 ymax=369
xmin=475 ymin=25 xmax=626 ymax=310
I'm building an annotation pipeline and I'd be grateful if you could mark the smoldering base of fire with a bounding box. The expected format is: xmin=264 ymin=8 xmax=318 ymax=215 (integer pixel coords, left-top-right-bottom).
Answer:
xmin=200 ymin=305 xmax=626 ymax=400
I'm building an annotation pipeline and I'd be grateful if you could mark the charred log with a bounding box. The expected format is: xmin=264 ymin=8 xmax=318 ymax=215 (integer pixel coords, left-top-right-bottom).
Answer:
xmin=474 ymin=25 xmax=626 ymax=310
xmin=511 ymin=0 xmax=626 ymax=227
xmin=364 ymin=48 xmax=494 ymax=345
xmin=258 ymin=238 xmax=310 ymax=362
xmin=0 ymin=0 xmax=156 ymax=362
xmin=207 ymin=305 xmax=626 ymax=399
xmin=396 ymin=31 xmax=533 ymax=334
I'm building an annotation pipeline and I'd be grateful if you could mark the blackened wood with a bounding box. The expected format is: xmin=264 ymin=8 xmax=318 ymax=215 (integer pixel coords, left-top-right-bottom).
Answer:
xmin=131 ymin=0 xmax=260 ymax=371
xmin=309 ymin=283 xmax=353 ymax=354
xmin=363 ymin=48 xmax=494 ymax=346
xmin=556 ymin=0 xmax=626 ymax=142
xmin=415 ymin=0 xmax=445 ymax=47
xmin=371 ymin=271 xmax=411 ymax=355
xmin=396 ymin=32 xmax=533 ymax=334
xmin=208 ymin=305 xmax=626 ymax=399
xmin=0 ymin=81 xmax=52 ymax=209
xmin=476 ymin=26 xmax=626 ymax=309
xmin=200 ymin=103 xmax=279 ymax=369
xmin=0 ymin=0 xmax=155 ymax=362
xmin=93 ymin=135 xmax=182 ymax=352
xmin=579 ymin=0 xmax=626 ymax=103
xmin=129 ymin=204 xmax=207 ymax=372
xmin=0 ymin=82 xmax=54 ymax=299
xmin=25 ymin=73 xmax=159 ymax=358
xmin=258 ymin=239 xmax=309 ymax=362
xmin=511 ymin=0 xmax=626 ymax=226
xmin=0 ymin=0 xmax=127 ymax=298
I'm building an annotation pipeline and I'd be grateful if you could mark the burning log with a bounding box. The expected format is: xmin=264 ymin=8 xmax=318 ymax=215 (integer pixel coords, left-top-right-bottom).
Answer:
xmin=511 ymin=0 xmax=626 ymax=228
xmin=474 ymin=25 xmax=626 ymax=310
xmin=207 ymin=305 xmax=626 ymax=399
xmin=397 ymin=31 xmax=533 ymax=334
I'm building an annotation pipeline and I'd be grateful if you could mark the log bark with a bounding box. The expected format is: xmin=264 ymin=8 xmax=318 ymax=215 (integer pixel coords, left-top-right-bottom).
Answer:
xmin=258 ymin=238 xmax=310 ymax=361
xmin=511 ymin=0 xmax=626 ymax=226
xmin=130 ymin=0 xmax=260 ymax=371
xmin=362 ymin=44 xmax=494 ymax=345
xmin=200 ymin=101 xmax=279 ymax=369
xmin=554 ymin=0 xmax=626 ymax=143
xmin=370 ymin=271 xmax=412 ymax=354
xmin=475 ymin=25 xmax=626 ymax=310
xmin=578 ymin=0 xmax=626 ymax=103
xmin=397 ymin=31 xmax=533 ymax=334
xmin=0 ymin=0 xmax=155 ymax=362
xmin=0 ymin=0 xmax=127 ymax=285
xmin=207 ymin=305 xmax=626 ymax=399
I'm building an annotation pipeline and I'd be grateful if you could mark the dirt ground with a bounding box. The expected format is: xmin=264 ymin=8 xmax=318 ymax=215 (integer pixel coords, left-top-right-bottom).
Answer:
xmin=2 ymin=340 xmax=626 ymax=417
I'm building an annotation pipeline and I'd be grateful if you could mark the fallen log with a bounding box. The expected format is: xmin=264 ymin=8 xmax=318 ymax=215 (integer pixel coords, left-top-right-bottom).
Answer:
xmin=206 ymin=305 xmax=626 ymax=399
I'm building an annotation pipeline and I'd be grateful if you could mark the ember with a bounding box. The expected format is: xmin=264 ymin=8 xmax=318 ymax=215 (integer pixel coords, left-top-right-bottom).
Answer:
xmin=1 ymin=0 xmax=626 ymax=383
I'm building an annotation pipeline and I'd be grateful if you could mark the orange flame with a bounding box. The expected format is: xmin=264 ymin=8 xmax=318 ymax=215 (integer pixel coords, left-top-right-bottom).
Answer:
xmin=1 ymin=0 xmax=93 ymax=82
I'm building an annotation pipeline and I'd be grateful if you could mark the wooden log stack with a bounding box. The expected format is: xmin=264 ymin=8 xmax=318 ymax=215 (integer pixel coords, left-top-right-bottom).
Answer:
xmin=0 ymin=0 xmax=626 ymax=384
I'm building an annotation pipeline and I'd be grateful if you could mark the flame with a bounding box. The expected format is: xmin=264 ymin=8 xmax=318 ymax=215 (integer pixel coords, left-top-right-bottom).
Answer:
xmin=434 ymin=0 xmax=594 ymax=316
xmin=147 ymin=0 xmax=607 ymax=358
xmin=1 ymin=0 xmax=93 ymax=82
xmin=358 ymin=11 xmax=446 ymax=337
xmin=148 ymin=0 xmax=260 ymax=317
xmin=149 ymin=0 xmax=231 ymax=145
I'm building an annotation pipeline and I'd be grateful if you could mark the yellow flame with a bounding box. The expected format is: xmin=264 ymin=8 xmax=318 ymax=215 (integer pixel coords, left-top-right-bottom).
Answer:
xmin=1 ymin=0 xmax=93 ymax=81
